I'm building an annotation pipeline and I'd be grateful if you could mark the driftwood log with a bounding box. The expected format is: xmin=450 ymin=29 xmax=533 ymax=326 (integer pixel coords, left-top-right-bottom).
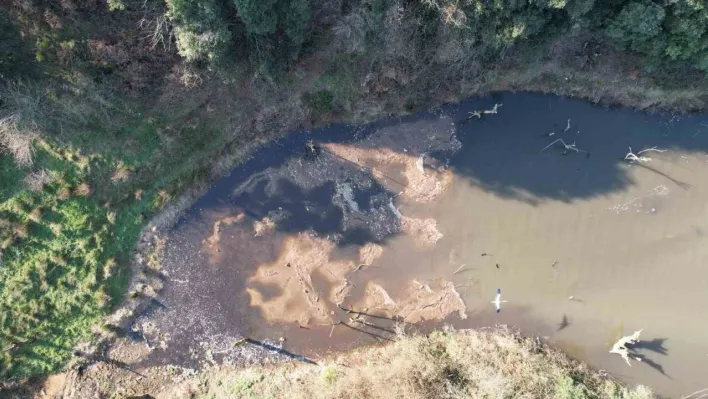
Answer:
xmin=609 ymin=329 xmax=643 ymax=366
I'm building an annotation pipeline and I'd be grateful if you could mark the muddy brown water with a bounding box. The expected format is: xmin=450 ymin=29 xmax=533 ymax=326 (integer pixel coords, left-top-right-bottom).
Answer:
xmin=132 ymin=93 xmax=708 ymax=397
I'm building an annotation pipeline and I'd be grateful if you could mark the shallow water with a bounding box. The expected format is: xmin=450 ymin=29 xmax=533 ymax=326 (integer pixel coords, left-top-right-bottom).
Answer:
xmin=136 ymin=93 xmax=708 ymax=397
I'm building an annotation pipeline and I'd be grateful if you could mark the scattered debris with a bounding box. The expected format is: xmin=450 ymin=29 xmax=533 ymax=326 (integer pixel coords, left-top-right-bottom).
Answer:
xmin=253 ymin=216 xmax=277 ymax=237
xmin=610 ymin=329 xmax=643 ymax=366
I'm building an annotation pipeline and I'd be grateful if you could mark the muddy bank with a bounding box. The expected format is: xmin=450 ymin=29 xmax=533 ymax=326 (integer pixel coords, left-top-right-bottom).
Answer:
xmin=109 ymin=92 xmax=708 ymax=398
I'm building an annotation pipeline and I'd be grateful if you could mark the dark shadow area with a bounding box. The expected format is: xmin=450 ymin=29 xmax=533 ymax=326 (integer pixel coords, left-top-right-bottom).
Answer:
xmin=557 ymin=314 xmax=570 ymax=332
xmin=438 ymin=93 xmax=708 ymax=203
xmin=631 ymin=353 xmax=670 ymax=378
xmin=337 ymin=304 xmax=411 ymax=324
xmin=627 ymin=337 xmax=670 ymax=377
xmin=74 ymin=350 xmax=147 ymax=378
xmin=630 ymin=337 xmax=669 ymax=356
xmin=243 ymin=338 xmax=318 ymax=365
xmin=340 ymin=322 xmax=396 ymax=343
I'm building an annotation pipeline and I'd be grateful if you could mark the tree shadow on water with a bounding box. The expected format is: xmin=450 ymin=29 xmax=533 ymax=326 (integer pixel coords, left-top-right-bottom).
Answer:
xmin=441 ymin=93 xmax=708 ymax=204
xmin=627 ymin=336 xmax=670 ymax=378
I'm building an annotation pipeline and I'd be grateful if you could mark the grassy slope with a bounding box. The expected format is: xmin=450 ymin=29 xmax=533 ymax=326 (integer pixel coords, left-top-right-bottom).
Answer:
xmin=0 ymin=107 xmax=236 ymax=378
xmin=161 ymin=329 xmax=652 ymax=399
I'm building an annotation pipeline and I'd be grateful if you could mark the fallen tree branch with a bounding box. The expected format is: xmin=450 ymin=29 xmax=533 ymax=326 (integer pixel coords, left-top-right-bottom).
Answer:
xmin=609 ymin=329 xmax=643 ymax=366
xmin=625 ymin=146 xmax=666 ymax=163
xmin=468 ymin=103 xmax=503 ymax=119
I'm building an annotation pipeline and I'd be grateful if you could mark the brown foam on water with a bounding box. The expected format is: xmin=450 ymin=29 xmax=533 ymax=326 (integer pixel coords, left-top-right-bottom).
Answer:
xmin=246 ymin=232 xmax=466 ymax=327
xmin=354 ymin=280 xmax=467 ymax=323
xmin=400 ymin=216 xmax=444 ymax=247
xmin=324 ymin=144 xmax=453 ymax=203
xmin=358 ymin=243 xmax=384 ymax=265
xmin=246 ymin=233 xmax=355 ymax=326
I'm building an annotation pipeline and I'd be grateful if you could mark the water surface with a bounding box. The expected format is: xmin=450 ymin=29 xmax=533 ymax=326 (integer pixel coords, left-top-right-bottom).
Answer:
xmin=134 ymin=93 xmax=708 ymax=397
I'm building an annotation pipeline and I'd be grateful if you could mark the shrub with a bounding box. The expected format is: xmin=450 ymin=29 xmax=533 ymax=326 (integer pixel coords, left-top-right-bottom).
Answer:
xmin=303 ymin=90 xmax=334 ymax=115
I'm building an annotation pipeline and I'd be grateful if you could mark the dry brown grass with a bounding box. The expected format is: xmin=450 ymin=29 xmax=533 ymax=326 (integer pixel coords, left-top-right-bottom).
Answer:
xmin=23 ymin=169 xmax=51 ymax=191
xmin=0 ymin=114 xmax=36 ymax=167
xmin=72 ymin=182 xmax=92 ymax=197
xmin=159 ymin=328 xmax=653 ymax=399
xmin=111 ymin=162 xmax=133 ymax=183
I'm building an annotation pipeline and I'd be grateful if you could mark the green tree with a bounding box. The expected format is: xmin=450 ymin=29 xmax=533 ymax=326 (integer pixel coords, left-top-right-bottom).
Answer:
xmin=233 ymin=0 xmax=279 ymax=35
xmin=232 ymin=0 xmax=311 ymax=72
xmin=0 ymin=13 xmax=35 ymax=80
xmin=606 ymin=1 xmax=665 ymax=54
xmin=166 ymin=0 xmax=233 ymax=64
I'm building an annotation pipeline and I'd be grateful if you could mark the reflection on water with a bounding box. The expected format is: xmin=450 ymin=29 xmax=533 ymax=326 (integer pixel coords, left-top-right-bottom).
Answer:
xmin=134 ymin=93 xmax=708 ymax=397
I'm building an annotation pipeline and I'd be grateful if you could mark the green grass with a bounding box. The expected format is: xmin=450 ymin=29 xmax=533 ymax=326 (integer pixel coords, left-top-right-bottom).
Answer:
xmin=0 ymin=107 xmax=233 ymax=380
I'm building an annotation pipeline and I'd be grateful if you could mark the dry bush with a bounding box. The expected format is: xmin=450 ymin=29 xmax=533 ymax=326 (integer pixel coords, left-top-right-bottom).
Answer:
xmin=111 ymin=162 xmax=133 ymax=183
xmin=57 ymin=187 xmax=71 ymax=200
xmin=23 ymin=169 xmax=51 ymax=190
xmin=162 ymin=329 xmax=653 ymax=399
xmin=0 ymin=114 xmax=36 ymax=167
xmin=73 ymin=182 xmax=92 ymax=197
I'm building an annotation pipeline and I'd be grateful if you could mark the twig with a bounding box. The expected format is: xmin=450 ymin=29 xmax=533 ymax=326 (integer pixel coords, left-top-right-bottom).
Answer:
xmin=541 ymin=139 xmax=588 ymax=155
xmin=452 ymin=264 xmax=467 ymax=275
xmin=564 ymin=119 xmax=571 ymax=132
xmin=682 ymin=388 xmax=708 ymax=399
xmin=329 ymin=324 xmax=335 ymax=338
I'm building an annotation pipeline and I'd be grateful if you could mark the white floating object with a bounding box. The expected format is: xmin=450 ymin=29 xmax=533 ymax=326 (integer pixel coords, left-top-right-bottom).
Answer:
xmin=491 ymin=288 xmax=507 ymax=313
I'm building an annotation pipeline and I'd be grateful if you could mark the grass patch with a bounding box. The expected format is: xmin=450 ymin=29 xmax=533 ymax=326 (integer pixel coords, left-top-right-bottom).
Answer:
xmin=163 ymin=329 xmax=653 ymax=399
xmin=0 ymin=106 xmax=232 ymax=380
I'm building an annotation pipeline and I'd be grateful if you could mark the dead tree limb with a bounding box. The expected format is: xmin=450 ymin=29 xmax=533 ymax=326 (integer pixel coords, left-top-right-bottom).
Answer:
xmin=625 ymin=146 xmax=667 ymax=163
xmin=609 ymin=329 xmax=643 ymax=366
xmin=468 ymin=103 xmax=502 ymax=119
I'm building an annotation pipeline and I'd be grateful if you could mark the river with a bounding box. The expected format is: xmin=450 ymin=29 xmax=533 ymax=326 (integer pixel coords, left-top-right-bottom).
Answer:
xmin=129 ymin=93 xmax=708 ymax=397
